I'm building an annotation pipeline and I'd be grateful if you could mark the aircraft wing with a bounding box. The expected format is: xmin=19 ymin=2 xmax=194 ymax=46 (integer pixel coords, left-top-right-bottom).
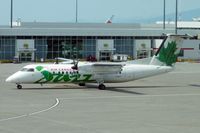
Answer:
xmin=77 ymin=62 xmax=125 ymax=83
xmin=83 ymin=62 xmax=125 ymax=74
xmin=55 ymin=57 xmax=74 ymax=64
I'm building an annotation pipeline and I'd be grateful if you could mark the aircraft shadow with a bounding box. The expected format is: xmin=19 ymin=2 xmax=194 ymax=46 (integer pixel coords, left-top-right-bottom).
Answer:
xmin=84 ymin=84 xmax=144 ymax=95
xmin=109 ymin=85 xmax=178 ymax=89
xmin=105 ymin=88 xmax=145 ymax=95
xmin=86 ymin=85 xmax=179 ymax=95
xmin=20 ymin=86 xmax=144 ymax=95
xmin=16 ymin=85 xmax=85 ymax=90
xmin=18 ymin=85 xmax=180 ymax=95
xmin=20 ymin=87 xmax=82 ymax=90
xmin=189 ymin=84 xmax=200 ymax=88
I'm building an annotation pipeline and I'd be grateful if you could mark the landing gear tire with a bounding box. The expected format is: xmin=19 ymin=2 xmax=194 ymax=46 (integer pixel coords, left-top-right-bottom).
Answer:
xmin=79 ymin=83 xmax=85 ymax=86
xmin=98 ymin=84 xmax=106 ymax=90
xmin=17 ymin=84 xmax=22 ymax=89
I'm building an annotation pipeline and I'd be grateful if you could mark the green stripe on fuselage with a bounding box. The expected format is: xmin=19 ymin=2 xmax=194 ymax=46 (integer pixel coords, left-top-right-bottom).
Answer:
xmin=35 ymin=65 xmax=93 ymax=83
xmin=35 ymin=73 xmax=93 ymax=83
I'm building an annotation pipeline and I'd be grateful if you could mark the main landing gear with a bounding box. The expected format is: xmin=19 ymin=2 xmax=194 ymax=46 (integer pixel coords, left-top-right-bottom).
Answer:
xmin=79 ymin=83 xmax=86 ymax=86
xmin=98 ymin=84 xmax=106 ymax=90
xmin=79 ymin=82 xmax=105 ymax=90
xmin=97 ymin=79 xmax=106 ymax=90
xmin=16 ymin=84 xmax=22 ymax=89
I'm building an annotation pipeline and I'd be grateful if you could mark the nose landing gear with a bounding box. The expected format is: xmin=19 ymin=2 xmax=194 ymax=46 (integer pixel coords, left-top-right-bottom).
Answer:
xmin=16 ymin=84 xmax=22 ymax=89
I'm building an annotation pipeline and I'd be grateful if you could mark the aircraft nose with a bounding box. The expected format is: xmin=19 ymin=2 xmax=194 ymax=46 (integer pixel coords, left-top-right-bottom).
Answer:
xmin=6 ymin=75 xmax=15 ymax=83
xmin=6 ymin=76 xmax=13 ymax=83
xmin=6 ymin=75 xmax=18 ymax=83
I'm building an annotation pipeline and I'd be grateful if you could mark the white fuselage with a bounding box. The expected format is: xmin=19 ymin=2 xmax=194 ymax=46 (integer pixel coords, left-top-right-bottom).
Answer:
xmin=103 ymin=65 xmax=172 ymax=82
xmin=6 ymin=62 xmax=173 ymax=84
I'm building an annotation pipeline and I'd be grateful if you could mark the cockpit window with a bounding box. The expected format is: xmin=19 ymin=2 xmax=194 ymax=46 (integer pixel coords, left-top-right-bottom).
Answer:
xmin=20 ymin=68 xmax=34 ymax=72
xmin=20 ymin=68 xmax=28 ymax=71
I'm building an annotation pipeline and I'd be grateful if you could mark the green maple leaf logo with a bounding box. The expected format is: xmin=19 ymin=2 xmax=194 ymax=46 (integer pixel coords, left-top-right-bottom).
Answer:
xmin=36 ymin=66 xmax=53 ymax=81
xmin=157 ymin=41 xmax=179 ymax=66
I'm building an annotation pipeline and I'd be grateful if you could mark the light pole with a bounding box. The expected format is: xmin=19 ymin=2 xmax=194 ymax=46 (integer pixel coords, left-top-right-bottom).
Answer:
xmin=175 ymin=0 xmax=178 ymax=34
xmin=76 ymin=0 xmax=78 ymax=23
xmin=163 ymin=0 xmax=166 ymax=29
xmin=11 ymin=0 xmax=13 ymax=28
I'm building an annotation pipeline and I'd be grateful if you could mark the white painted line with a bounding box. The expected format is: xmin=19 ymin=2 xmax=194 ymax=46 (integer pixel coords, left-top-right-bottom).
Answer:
xmin=60 ymin=93 xmax=200 ymax=100
xmin=0 ymin=98 xmax=59 ymax=122
xmin=29 ymin=98 xmax=59 ymax=115
xmin=0 ymin=115 xmax=27 ymax=122
xmin=0 ymin=93 xmax=199 ymax=122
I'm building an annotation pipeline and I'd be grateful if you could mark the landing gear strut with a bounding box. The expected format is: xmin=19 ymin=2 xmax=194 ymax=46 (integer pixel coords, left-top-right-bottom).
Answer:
xmin=17 ymin=84 xmax=22 ymax=89
xmin=97 ymin=79 xmax=106 ymax=90
xmin=98 ymin=84 xmax=106 ymax=90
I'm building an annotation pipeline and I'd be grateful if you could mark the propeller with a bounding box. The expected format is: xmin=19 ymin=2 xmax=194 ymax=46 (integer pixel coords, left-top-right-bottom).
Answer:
xmin=71 ymin=55 xmax=79 ymax=70
xmin=54 ymin=54 xmax=79 ymax=70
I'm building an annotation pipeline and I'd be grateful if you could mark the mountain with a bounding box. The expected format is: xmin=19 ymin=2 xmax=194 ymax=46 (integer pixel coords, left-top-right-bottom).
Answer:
xmin=116 ymin=8 xmax=200 ymax=24
xmin=179 ymin=8 xmax=200 ymax=20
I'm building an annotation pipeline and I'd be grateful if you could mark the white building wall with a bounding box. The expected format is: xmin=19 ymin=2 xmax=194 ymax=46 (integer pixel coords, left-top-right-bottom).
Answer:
xmin=180 ymin=40 xmax=200 ymax=60
xmin=135 ymin=40 xmax=151 ymax=58
xmin=96 ymin=40 xmax=115 ymax=60
xmin=153 ymin=39 xmax=200 ymax=60
xmin=16 ymin=39 xmax=35 ymax=61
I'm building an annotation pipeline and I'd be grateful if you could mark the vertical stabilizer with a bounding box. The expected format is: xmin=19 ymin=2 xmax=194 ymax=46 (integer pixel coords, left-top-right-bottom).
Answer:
xmin=150 ymin=35 xmax=185 ymax=66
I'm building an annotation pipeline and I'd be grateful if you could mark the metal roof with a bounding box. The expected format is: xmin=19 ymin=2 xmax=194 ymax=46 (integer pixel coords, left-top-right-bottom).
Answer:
xmin=0 ymin=22 xmax=199 ymax=36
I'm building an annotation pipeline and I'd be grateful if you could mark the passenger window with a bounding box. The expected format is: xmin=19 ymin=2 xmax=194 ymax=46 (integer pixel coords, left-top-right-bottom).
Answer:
xmin=27 ymin=68 xmax=34 ymax=72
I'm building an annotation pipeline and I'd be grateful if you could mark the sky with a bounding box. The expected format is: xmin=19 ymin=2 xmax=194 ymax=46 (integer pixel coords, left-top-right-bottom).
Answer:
xmin=0 ymin=0 xmax=200 ymax=25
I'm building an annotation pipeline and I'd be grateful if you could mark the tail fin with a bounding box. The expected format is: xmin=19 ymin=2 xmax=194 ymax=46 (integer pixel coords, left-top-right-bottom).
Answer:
xmin=150 ymin=34 xmax=186 ymax=66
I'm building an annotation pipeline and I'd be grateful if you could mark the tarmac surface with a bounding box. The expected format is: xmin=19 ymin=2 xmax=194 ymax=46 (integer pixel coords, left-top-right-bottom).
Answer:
xmin=0 ymin=62 xmax=200 ymax=133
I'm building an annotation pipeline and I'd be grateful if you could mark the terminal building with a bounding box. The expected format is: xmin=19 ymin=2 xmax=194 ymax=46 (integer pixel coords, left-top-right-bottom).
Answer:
xmin=0 ymin=21 xmax=200 ymax=61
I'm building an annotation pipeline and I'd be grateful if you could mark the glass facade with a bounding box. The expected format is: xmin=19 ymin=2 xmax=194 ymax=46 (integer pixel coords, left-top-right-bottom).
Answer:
xmin=0 ymin=36 xmax=153 ymax=61
xmin=0 ymin=36 xmax=16 ymax=60
xmin=45 ymin=36 xmax=85 ymax=59
xmin=35 ymin=37 xmax=48 ymax=60
xmin=114 ymin=37 xmax=134 ymax=58
xmin=83 ymin=37 xmax=96 ymax=58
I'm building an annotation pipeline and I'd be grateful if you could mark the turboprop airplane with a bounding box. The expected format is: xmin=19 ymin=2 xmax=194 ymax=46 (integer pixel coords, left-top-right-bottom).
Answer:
xmin=6 ymin=34 xmax=186 ymax=90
